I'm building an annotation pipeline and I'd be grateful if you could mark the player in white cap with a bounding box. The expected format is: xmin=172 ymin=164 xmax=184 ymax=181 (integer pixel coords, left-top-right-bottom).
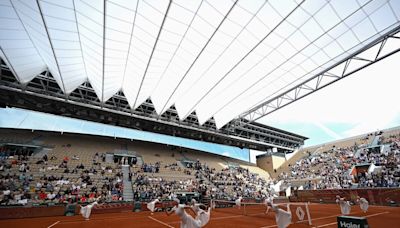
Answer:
xmin=79 ymin=196 xmax=102 ymax=220
xmin=191 ymin=199 xmax=211 ymax=227
xmin=271 ymin=203 xmax=292 ymax=228
xmin=336 ymin=195 xmax=351 ymax=215
xmin=235 ymin=196 xmax=243 ymax=209
xmin=356 ymin=196 xmax=369 ymax=213
xmin=147 ymin=198 xmax=160 ymax=215
xmin=264 ymin=196 xmax=273 ymax=215
xmin=166 ymin=202 xmax=211 ymax=228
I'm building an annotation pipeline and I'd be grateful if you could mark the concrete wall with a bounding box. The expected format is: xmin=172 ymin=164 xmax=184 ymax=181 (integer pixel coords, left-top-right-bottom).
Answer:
xmin=256 ymin=154 xmax=286 ymax=173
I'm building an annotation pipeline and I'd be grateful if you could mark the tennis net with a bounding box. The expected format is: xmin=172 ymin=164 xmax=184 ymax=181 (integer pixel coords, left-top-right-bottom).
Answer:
xmin=210 ymin=199 xmax=312 ymax=225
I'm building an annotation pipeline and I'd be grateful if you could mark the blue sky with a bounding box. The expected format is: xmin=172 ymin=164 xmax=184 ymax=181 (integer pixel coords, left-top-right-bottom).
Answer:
xmin=258 ymin=52 xmax=400 ymax=147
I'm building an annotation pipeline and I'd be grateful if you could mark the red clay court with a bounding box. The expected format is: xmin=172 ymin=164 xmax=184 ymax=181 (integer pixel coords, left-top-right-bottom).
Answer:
xmin=1 ymin=203 xmax=399 ymax=228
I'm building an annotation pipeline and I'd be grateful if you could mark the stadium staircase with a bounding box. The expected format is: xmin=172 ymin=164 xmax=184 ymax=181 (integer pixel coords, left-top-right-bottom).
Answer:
xmin=196 ymin=168 xmax=230 ymax=198
xmin=371 ymin=135 xmax=381 ymax=147
xmin=177 ymin=160 xmax=186 ymax=168
xmin=270 ymin=147 xmax=321 ymax=178
xmin=177 ymin=157 xmax=223 ymax=197
xmin=32 ymin=147 xmax=51 ymax=158
xmin=122 ymin=165 xmax=134 ymax=201
xmin=136 ymin=156 xmax=144 ymax=166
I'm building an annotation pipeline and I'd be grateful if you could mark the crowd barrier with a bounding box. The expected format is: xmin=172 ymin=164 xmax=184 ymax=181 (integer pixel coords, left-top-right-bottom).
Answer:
xmin=7 ymin=189 xmax=396 ymax=220
xmin=0 ymin=205 xmax=65 ymax=219
xmin=139 ymin=200 xmax=177 ymax=211
xmin=92 ymin=202 xmax=133 ymax=214
xmin=0 ymin=200 xmax=181 ymax=219
xmin=290 ymin=188 xmax=400 ymax=206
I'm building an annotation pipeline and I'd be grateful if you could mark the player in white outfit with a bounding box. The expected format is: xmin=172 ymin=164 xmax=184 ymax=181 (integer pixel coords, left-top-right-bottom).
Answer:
xmin=336 ymin=195 xmax=351 ymax=215
xmin=264 ymin=196 xmax=273 ymax=215
xmin=357 ymin=196 xmax=369 ymax=213
xmin=147 ymin=198 xmax=160 ymax=215
xmin=191 ymin=199 xmax=201 ymax=213
xmin=235 ymin=196 xmax=243 ymax=209
xmin=166 ymin=203 xmax=211 ymax=228
xmin=192 ymin=200 xmax=211 ymax=227
xmin=79 ymin=199 xmax=101 ymax=220
xmin=271 ymin=203 xmax=292 ymax=228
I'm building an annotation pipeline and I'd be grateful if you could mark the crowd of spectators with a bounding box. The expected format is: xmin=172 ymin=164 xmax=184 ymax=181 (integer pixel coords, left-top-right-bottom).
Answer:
xmin=279 ymin=133 xmax=400 ymax=190
xmin=206 ymin=166 xmax=271 ymax=199
xmin=180 ymin=160 xmax=273 ymax=199
xmin=0 ymin=149 xmax=124 ymax=206
xmin=357 ymin=137 xmax=400 ymax=188
xmin=132 ymin=175 xmax=201 ymax=200
xmin=140 ymin=162 xmax=160 ymax=173
xmin=1 ymin=130 xmax=400 ymax=207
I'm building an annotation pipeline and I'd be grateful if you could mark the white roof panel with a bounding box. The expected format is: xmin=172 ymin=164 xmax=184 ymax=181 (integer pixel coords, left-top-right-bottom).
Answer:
xmin=0 ymin=0 xmax=398 ymax=128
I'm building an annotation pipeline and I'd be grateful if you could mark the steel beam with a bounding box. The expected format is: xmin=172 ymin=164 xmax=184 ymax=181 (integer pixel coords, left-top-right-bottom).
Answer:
xmin=234 ymin=26 xmax=400 ymax=125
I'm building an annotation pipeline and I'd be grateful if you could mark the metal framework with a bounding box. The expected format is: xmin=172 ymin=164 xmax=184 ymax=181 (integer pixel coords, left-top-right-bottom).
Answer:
xmin=0 ymin=58 xmax=305 ymax=151
xmin=234 ymin=25 xmax=400 ymax=125
xmin=1 ymin=25 xmax=399 ymax=151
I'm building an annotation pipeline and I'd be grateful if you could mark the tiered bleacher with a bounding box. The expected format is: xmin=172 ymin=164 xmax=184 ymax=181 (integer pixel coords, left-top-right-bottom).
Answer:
xmin=278 ymin=130 xmax=400 ymax=190
xmin=1 ymin=127 xmax=400 ymax=209
xmin=0 ymin=129 xmax=274 ymax=207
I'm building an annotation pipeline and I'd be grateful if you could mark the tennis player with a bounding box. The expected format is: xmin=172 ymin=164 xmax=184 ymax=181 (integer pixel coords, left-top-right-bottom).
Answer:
xmin=357 ymin=196 xmax=369 ymax=213
xmin=271 ymin=203 xmax=292 ymax=228
xmin=191 ymin=199 xmax=211 ymax=225
xmin=166 ymin=203 xmax=211 ymax=228
xmin=336 ymin=195 xmax=351 ymax=215
xmin=235 ymin=196 xmax=243 ymax=209
xmin=79 ymin=197 xmax=102 ymax=220
xmin=264 ymin=196 xmax=273 ymax=214
xmin=147 ymin=198 xmax=160 ymax=215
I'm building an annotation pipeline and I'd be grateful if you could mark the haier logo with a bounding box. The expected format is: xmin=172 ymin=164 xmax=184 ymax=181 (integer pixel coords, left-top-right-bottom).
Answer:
xmin=339 ymin=221 xmax=361 ymax=228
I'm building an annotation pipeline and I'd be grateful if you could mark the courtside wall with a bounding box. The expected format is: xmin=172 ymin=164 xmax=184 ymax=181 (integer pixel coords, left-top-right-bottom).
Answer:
xmin=291 ymin=188 xmax=400 ymax=206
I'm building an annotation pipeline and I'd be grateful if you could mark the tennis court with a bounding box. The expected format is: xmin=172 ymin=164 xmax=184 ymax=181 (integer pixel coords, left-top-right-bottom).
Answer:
xmin=0 ymin=203 xmax=398 ymax=228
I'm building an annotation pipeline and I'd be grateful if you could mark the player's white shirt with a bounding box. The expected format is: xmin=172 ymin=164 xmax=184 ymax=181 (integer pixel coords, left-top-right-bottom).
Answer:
xmin=173 ymin=204 xmax=202 ymax=228
xmin=264 ymin=197 xmax=272 ymax=214
xmin=235 ymin=197 xmax=242 ymax=207
xmin=336 ymin=199 xmax=351 ymax=215
xmin=264 ymin=198 xmax=269 ymax=206
xmin=191 ymin=203 xmax=202 ymax=214
xmin=147 ymin=199 xmax=160 ymax=212
xmin=274 ymin=205 xmax=292 ymax=228
xmin=358 ymin=198 xmax=369 ymax=212
xmin=264 ymin=197 xmax=273 ymax=206
xmin=195 ymin=207 xmax=211 ymax=227
xmin=80 ymin=201 xmax=98 ymax=219
xmin=191 ymin=199 xmax=200 ymax=213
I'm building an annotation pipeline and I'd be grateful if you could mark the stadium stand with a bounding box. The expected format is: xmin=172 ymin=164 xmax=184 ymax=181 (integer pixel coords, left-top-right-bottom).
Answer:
xmin=1 ymin=127 xmax=400 ymax=227
xmin=0 ymin=128 xmax=273 ymax=207
xmin=277 ymin=128 xmax=400 ymax=190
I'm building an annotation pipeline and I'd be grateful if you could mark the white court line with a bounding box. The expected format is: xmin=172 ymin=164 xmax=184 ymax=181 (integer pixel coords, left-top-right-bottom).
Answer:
xmin=210 ymin=214 xmax=245 ymax=221
xmin=260 ymin=211 xmax=361 ymax=228
xmin=55 ymin=214 xmax=137 ymax=224
xmin=47 ymin=221 xmax=60 ymax=228
xmin=148 ymin=216 xmax=175 ymax=228
xmin=260 ymin=224 xmax=278 ymax=228
xmin=312 ymin=211 xmax=390 ymax=228
xmin=296 ymin=211 xmax=361 ymax=224
xmin=168 ymin=214 xmax=245 ymax=224
xmin=168 ymin=212 xmax=266 ymax=225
